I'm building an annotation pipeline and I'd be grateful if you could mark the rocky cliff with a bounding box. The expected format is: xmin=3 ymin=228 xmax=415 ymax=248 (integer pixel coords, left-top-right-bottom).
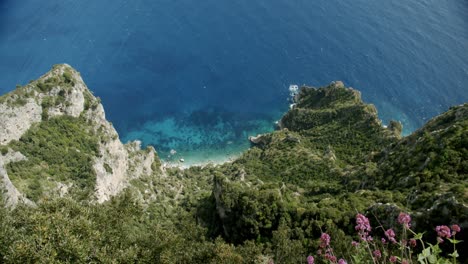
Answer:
xmin=0 ymin=64 xmax=160 ymax=205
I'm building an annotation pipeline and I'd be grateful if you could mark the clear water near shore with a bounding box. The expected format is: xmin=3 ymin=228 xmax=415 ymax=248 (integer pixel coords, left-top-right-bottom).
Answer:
xmin=122 ymin=109 xmax=283 ymax=166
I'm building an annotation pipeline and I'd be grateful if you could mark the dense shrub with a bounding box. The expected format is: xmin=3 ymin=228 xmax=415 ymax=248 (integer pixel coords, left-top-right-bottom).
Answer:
xmin=6 ymin=116 xmax=99 ymax=201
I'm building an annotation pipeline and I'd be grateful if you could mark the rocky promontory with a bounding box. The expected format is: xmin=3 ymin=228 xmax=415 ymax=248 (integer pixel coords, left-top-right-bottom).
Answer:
xmin=0 ymin=65 xmax=160 ymax=205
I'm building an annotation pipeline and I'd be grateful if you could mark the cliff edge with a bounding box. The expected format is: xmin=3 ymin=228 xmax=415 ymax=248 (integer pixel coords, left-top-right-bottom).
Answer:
xmin=0 ymin=64 xmax=160 ymax=205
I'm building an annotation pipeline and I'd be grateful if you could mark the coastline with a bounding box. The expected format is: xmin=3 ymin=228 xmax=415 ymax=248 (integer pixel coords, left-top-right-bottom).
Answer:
xmin=162 ymin=152 xmax=240 ymax=169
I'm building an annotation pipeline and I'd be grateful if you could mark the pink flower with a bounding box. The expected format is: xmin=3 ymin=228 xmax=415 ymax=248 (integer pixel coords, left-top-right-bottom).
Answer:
xmin=324 ymin=253 xmax=336 ymax=262
xmin=409 ymin=239 xmax=417 ymax=247
xmin=451 ymin=224 xmax=461 ymax=235
xmin=320 ymin=233 xmax=331 ymax=248
xmin=351 ymin=241 xmax=359 ymax=247
xmin=398 ymin=213 xmax=411 ymax=228
xmin=389 ymin=256 xmax=398 ymax=263
xmin=373 ymin=250 xmax=382 ymax=259
xmin=381 ymin=238 xmax=387 ymax=244
xmin=355 ymin=214 xmax=372 ymax=241
xmin=355 ymin=214 xmax=371 ymax=232
xmin=436 ymin=225 xmax=451 ymax=239
xmin=338 ymin=258 xmax=347 ymax=264
xmin=307 ymin=255 xmax=314 ymax=264
xmin=384 ymin=229 xmax=397 ymax=244
xmin=437 ymin=237 xmax=444 ymax=244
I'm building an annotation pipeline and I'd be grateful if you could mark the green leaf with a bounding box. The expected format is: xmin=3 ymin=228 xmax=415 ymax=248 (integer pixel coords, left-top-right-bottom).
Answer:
xmin=447 ymin=238 xmax=463 ymax=244
xmin=427 ymin=254 xmax=437 ymax=264
xmin=418 ymin=254 xmax=428 ymax=264
xmin=431 ymin=244 xmax=442 ymax=255
xmin=448 ymin=250 xmax=459 ymax=258
xmin=421 ymin=247 xmax=431 ymax=257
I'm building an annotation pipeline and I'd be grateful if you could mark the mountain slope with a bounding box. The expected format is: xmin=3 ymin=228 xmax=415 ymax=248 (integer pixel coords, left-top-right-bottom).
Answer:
xmin=0 ymin=65 xmax=160 ymax=204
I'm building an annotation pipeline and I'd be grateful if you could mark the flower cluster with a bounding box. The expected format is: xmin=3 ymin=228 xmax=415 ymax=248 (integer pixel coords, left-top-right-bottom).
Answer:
xmin=373 ymin=249 xmax=381 ymax=259
xmin=355 ymin=213 xmax=372 ymax=241
xmin=435 ymin=224 xmax=461 ymax=243
xmin=384 ymin=229 xmax=397 ymax=244
xmin=303 ymin=213 xmax=462 ymax=264
xmin=451 ymin=224 xmax=461 ymax=234
xmin=436 ymin=225 xmax=451 ymax=239
xmin=324 ymin=254 xmax=337 ymax=263
xmin=318 ymin=233 xmax=337 ymax=262
xmin=312 ymin=232 xmax=349 ymax=264
xmin=338 ymin=258 xmax=347 ymax=264
xmin=320 ymin=233 xmax=331 ymax=248
xmin=397 ymin=212 xmax=411 ymax=228
xmin=408 ymin=238 xmax=416 ymax=248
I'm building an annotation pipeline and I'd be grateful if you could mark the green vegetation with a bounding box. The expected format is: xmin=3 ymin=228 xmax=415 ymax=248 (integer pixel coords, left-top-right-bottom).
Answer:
xmin=36 ymin=68 xmax=74 ymax=94
xmin=5 ymin=115 xmax=99 ymax=201
xmin=0 ymin=84 xmax=34 ymax=107
xmin=0 ymin=192 xmax=274 ymax=263
xmin=0 ymin=65 xmax=75 ymax=108
xmin=0 ymin=79 xmax=466 ymax=263
xmin=0 ymin=146 xmax=8 ymax=155
xmin=83 ymin=90 xmax=100 ymax=111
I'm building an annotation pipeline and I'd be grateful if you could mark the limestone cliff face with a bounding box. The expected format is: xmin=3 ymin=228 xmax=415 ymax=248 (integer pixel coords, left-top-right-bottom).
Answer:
xmin=0 ymin=65 xmax=85 ymax=146
xmin=0 ymin=150 xmax=30 ymax=205
xmin=0 ymin=64 xmax=159 ymax=205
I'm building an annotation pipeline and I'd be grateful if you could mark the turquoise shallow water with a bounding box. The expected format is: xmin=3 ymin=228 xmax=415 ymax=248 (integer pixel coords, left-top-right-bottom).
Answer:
xmin=123 ymin=111 xmax=280 ymax=166
xmin=0 ymin=0 xmax=467 ymax=163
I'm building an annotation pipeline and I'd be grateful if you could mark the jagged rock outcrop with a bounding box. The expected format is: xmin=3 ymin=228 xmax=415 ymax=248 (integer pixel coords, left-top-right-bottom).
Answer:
xmin=0 ymin=150 xmax=32 ymax=206
xmin=0 ymin=66 xmax=85 ymax=146
xmin=248 ymin=134 xmax=270 ymax=146
xmin=0 ymin=64 xmax=161 ymax=205
xmin=0 ymin=100 xmax=41 ymax=145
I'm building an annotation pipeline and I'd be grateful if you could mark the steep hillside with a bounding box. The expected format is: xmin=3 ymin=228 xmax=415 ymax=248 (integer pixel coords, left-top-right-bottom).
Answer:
xmin=0 ymin=67 xmax=466 ymax=263
xmin=201 ymin=82 xmax=467 ymax=259
xmin=0 ymin=65 xmax=160 ymax=204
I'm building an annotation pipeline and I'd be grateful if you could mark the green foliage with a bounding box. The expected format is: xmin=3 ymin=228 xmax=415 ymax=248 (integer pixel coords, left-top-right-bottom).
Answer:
xmin=0 ymin=65 xmax=78 ymax=109
xmin=6 ymin=116 xmax=99 ymax=201
xmin=212 ymin=175 xmax=285 ymax=243
xmin=36 ymin=70 xmax=75 ymax=94
xmin=270 ymin=222 xmax=307 ymax=263
xmin=346 ymin=104 xmax=468 ymax=225
xmin=0 ymin=84 xmax=34 ymax=107
xmin=0 ymin=193 xmax=273 ymax=263
xmin=83 ymin=90 xmax=100 ymax=111
xmin=62 ymin=70 xmax=74 ymax=86
xmin=0 ymin=80 xmax=466 ymax=263
xmin=0 ymin=146 xmax=8 ymax=155
xmin=103 ymin=163 xmax=113 ymax=174
xmin=36 ymin=80 xmax=54 ymax=92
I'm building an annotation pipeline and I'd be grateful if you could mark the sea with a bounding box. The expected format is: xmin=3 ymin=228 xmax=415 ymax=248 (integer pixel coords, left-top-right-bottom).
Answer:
xmin=1 ymin=0 xmax=467 ymax=165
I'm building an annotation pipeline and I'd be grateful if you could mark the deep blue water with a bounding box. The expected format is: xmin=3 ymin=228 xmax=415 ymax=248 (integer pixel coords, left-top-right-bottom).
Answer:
xmin=1 ymin=0 xmax=467 ymax=164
